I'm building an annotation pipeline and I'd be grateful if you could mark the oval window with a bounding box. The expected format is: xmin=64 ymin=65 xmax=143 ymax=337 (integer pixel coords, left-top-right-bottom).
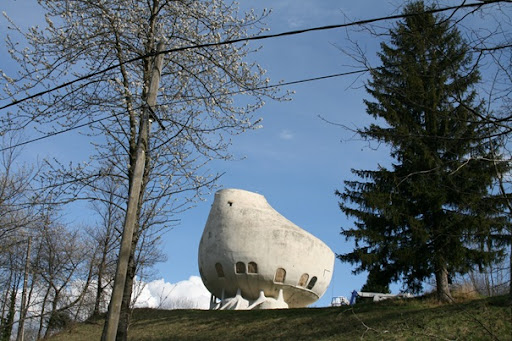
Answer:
xmin=307 ymin=276 xmax=317 ymax=290
xmin=298 ymin=273 xmax=309 ymax=287
xmin=215 ymin=263 xmax=224 ymax=278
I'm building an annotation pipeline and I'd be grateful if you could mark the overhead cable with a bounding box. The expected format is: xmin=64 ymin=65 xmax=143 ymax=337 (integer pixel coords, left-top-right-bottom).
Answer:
xmin=0 ymin=1 xmax=504 ymax=111
xmin=0 ymin=69 xmax=369 ymax=152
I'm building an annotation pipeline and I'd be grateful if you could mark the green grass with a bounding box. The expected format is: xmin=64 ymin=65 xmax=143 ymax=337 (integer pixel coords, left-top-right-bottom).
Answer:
xmin=50 ymin=295 xmax=511 ymax=340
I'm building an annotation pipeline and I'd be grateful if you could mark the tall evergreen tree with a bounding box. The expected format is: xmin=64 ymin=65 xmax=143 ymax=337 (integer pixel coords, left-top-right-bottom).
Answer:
xmin=337 ymin=1 xmax=508 ymax=302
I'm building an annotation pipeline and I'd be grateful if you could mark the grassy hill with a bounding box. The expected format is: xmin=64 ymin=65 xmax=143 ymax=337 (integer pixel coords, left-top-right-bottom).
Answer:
xmin=49 ymin=295 xmax=511 ymax=340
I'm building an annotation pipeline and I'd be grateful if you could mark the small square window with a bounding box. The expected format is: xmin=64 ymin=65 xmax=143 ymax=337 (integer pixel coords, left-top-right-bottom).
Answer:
xmin=248 ymin=262 xmax=258 ymax=274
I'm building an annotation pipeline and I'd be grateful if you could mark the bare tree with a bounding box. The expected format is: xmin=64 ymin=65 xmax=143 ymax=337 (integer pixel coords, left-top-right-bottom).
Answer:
xmin=1 ymin=0 xmax=287 ymax=338
xmin=473 ymin=4 xmax=512 ymax=298
xmin=86 ymin=178 xmax=123 ymax=319
xmin=85 ymin=174 xmax=166 ymax=327
xmin=15 ymin=235 xmax=31 ymax=341
xmin=31 ymin=214 xmax=94 ymax=339
xmin=440 ymin=0 xmax=512 ymax=297
xmin=0 ymin=244 xmax=23 ymax=341
xmin=0 ymin=136 xmax=40 ymax=250
xmin=0 ymin=135 xmax=42 ymax=341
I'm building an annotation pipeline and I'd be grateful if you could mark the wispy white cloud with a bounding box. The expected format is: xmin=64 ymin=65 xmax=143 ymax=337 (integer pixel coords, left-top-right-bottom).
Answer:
xmin=279 ymin=129 xmax=294 ymax=140
xmin=267 ymin=1 xmax=343 ymax=29
xmin=287 ymin=17 xmax=305 ymax=29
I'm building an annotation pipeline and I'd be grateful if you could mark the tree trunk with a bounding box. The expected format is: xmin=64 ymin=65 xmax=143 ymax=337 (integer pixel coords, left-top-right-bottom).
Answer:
xmin=16 ymin=236 xmax=32 ymax=341
xmin=93 ymin=263 xmax=104 ymax=317
xmin=101 ymin=40 xmax=164 ymax=341
xmin=0 ymin=270 xmax=13 ymax=331
xmin=435 ymin=264 xmax=453 ymax=303
xmin=93 ymin=232 xmax=111 ymax=318
xmin=37 ymin=286 xmax=50 ymax=340
xmin=115 ymin=246 xmax=137 ymax=341
xmin=44 ymin=289 xmax=60 ymax=339
xmin=0 ymin=284 xmax=17 ymax=341
xmin=509 ymin=241 xmax=511 ymax=298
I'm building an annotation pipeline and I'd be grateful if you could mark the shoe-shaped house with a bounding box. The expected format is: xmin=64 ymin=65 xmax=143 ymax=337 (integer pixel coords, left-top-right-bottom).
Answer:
xmin=198 ymin=189 xmax=335 ymax=309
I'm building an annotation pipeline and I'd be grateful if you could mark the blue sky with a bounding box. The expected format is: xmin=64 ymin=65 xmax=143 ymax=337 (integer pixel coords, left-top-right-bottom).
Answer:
xmin=160 ymin=0 xmax=394 ymax=306
xmin=1 ymin=1 xmax=503 ymax=307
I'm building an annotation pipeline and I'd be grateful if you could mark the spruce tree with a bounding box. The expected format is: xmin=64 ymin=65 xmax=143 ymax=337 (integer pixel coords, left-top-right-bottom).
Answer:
xmin=337 ymin=1 xmax=508 ymax=302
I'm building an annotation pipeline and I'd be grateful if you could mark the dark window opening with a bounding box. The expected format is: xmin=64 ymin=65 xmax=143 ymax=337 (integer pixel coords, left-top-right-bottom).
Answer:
xmin=235 ymin=262 xmax=246 ymax=274
xmin=228 ymin=201 xmax=233 ymax=207
xmin=307 ymin=276 xmax=317 ymax=290
xmin=248 ymin=262 xmax=258 ymax=274
xmin=298 ymin=273 xmax=309 ymax=287
xmin=215 ymin=263 xmax=224 ymax=278
xmin=274 ymin=268 xmax=286 ymax=283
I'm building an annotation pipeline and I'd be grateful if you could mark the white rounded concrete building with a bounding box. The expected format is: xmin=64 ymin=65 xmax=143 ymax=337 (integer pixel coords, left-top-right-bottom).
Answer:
xmin=198 ymin=189 xmax=335 ymax=310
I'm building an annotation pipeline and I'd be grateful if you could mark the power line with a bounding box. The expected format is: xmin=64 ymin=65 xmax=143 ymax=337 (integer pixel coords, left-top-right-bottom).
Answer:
xmin=0 ymin=0 xmax=503 ymax=111
xmin=0 ymin=1 xmax=508 ymax=151
xmin=0 ymin=69 xmax=368 ymax=152
xmin=0 ymin=113 xmax=123 ymax=152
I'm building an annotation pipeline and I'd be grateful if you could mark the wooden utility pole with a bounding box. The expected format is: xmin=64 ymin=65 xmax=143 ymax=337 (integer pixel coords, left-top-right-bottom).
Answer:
xmin=101 ymin=42 xmax=165 ymax=341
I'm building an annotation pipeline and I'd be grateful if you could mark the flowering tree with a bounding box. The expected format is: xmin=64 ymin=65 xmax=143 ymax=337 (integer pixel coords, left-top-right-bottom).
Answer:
xmin=1 ymin=0 xmax=286 ymax=338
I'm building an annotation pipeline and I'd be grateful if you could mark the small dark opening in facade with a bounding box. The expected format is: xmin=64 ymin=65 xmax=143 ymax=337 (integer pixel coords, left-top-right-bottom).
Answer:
xmin=248 ymin=262 xmax=258 ymax=274
xmin=235 ymin=262 xmax=246 ymax=274
xmin=215 ymin=263 xmax=224 ymax=278
xmin=307 ymin=276 xmax=317 ymax=290
xmin=274 ymin=268 xmax=286 ymax=283
xmin=298 ymin=273 xmax=309 ymax=287
xmin=228 ymin=201 xmax=233 ymax=207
